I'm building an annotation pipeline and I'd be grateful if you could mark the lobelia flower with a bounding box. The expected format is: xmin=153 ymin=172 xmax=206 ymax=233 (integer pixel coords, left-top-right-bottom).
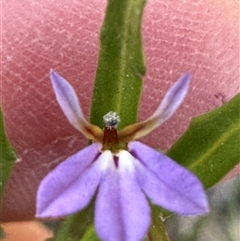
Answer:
xmin=36 ymin=70 xmax=209 ymax=241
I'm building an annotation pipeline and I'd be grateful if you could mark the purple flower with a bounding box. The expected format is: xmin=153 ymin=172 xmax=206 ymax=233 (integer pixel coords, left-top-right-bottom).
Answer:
xmin=36 ymin=70 xmax=209 ymax=241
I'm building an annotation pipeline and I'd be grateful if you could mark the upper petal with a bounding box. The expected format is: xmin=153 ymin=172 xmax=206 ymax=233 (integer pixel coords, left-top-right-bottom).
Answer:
xmin=36 ymin=143 xmax=102 ymax=217
xmin=129 ymin=141 xmax=209 ymax=215
xmin=95 ymin=150 xmax=151 ymax=241
xmin=118 ymin=73 xmax=190 ymax=142
xmin=50 ymin=70 xmax=103 ymax=141
xmin=148 ymin=72 xmax=191 ymax=126
xmin=50 ymin=70 xmax=87 ymax=130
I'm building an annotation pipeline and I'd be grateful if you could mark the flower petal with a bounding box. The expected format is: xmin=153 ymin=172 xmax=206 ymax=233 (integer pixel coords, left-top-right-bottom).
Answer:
xmin=95 ymin=151 xmax=151 ymax=241
xmin=118 ymin=73 xmax=190 ymax=141
xmin=50 ymin=70 xmax=87 ymax=129
xmin=148 ymin=72 xmax=191 ymax=126
xmin=36 ymin=143 xmax=103 ymax=217
xmin=129 ymin=141 xmax=209 ymax=215
xmin=50 ymin=70 xmax=103 ymax=141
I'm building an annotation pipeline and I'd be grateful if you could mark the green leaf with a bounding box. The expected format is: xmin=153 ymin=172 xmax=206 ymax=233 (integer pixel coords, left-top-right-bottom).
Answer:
xmin=90 ymin=0 xmax=146 ymax=129
xmin=0 ymin=107 xmax=17 ymax=239
xmin=51 ymin=201 xmax=94 ymax=241
xmin=80 ymin=224 xmax=100 ymax=241
xmin=147 ymin=205 xmax=171 ymax=241
xmin=152 ymin=94 xmax=240 ymax=221
xmin=0 ymin=106 xmax=18 ymax=199
xmin=167 ymin=93 xmax=240 ymax=189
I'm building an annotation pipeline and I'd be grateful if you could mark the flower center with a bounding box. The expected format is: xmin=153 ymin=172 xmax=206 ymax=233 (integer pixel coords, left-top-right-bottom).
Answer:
xmin=102 ymin=111 xmax=127 ymax=152
xmin=103 ymin=111 xmax=121 ymax=129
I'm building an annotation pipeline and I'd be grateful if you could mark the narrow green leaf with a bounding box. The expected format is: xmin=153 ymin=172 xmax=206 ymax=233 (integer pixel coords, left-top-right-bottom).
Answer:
xmin=0 ymin=107 xmax=17 ymax=239
xmin=152 ymin=94 xmax=240 ymax=221
xmin=147 ymin=205 xmax=171 ymax=241
xmin=167 ymin=93 xmax=240 ymax=189
xmin=90 ymin=0 xmax=146 ymax=129
xmin=0 ymin=106 xmax=18 ymax=199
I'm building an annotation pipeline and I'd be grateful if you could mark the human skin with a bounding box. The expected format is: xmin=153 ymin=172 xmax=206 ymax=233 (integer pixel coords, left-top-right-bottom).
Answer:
xmin=1 ymin=0 xmax=239 ymax=221
xmin=1 ymin=221 xmax=52 ymax=241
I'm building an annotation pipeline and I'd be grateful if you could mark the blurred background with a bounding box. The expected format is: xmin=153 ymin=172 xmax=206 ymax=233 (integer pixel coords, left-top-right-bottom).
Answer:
xmin=166 ymin=174 xmax=240 ymax=241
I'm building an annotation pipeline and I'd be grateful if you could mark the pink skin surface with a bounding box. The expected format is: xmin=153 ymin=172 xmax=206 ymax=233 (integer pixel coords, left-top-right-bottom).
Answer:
xmin=2 ymin=0 xmax=239 ymax=221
